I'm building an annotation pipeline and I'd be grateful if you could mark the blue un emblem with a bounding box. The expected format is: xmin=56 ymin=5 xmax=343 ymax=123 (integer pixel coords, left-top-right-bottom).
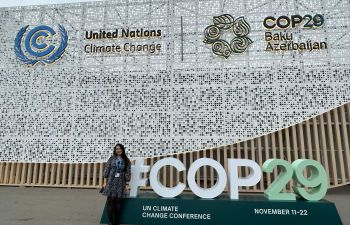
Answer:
xmin=14 ymin=25 xmax=68 ymax=66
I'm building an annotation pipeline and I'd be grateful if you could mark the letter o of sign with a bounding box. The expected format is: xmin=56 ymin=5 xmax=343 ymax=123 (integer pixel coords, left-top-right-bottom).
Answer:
xmin=187 ymin=158 xmax=227 ymax=198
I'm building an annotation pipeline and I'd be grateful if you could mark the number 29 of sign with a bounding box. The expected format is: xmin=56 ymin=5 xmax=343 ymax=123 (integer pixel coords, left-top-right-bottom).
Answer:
xmin=129 ymin=158 xmax=328 ymax=201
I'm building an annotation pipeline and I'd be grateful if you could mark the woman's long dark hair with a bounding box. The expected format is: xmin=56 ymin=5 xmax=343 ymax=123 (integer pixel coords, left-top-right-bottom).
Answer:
xmin=113 ymin=143 xmax=129 ymax=171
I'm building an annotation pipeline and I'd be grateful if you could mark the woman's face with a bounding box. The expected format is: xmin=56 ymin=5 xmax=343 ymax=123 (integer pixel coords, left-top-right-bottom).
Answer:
xmin=115 ymin=146 xmax=123 ymax=156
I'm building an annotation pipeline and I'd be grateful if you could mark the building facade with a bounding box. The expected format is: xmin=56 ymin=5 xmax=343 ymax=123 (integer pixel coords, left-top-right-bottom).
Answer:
xmin=0 ymin=0 xmax=349 ymax=190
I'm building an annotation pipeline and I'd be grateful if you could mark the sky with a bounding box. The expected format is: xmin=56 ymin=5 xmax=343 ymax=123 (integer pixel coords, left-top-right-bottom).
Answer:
xmin=0 ymin=0 xmax=103 ymax=8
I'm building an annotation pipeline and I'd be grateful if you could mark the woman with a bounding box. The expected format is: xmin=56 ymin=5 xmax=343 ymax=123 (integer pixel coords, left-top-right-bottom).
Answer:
xmin=102 ymin=143 xmax=131 ymax=225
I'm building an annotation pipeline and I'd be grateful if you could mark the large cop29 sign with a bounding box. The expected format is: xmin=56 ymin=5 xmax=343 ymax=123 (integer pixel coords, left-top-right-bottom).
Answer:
xmin=204 ymin=13 xmax=328 ymax=58
xmin=14 ymin=25 xmax=68 ymax=66
xmin=112 ymin=158 xmax=343 ymax=225
xmin=131 ymin=158 xmax=328 ymax=201
xmin=263 ymin=14 xmax=327 ymax=51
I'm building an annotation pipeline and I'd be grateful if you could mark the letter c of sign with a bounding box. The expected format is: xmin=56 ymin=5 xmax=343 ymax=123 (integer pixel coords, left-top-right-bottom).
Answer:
xmin=263 ymin=16 xmax=276 ymax=29
xmin=149 ymin=158 xmax=186 ymax=198
xmin=24 ymin=25 xmax=56 ymax=57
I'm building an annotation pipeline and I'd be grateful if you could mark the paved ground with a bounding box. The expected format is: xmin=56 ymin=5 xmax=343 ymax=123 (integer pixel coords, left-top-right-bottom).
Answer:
xmin=0 ymin=185 xmax=349 ymax=225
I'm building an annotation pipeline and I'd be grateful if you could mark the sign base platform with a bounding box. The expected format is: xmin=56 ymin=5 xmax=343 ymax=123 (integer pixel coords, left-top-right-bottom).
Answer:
xmin=100 ymin=192 xmax=343 ymax=225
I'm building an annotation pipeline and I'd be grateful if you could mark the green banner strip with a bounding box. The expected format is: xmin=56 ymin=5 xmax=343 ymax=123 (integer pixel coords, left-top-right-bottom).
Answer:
xmin=100 ymin=193 xmax=343 ymax=225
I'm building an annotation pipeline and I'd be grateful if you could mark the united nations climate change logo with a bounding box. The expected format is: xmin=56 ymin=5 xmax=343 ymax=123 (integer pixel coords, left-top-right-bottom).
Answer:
xmin=204 ymin=14 xmax=253 ymax=58
xmin=14 ymin=25 xmax=68 ymax=66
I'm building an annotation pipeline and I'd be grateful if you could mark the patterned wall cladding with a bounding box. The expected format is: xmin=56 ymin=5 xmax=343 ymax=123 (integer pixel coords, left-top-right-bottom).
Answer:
xmin=0 ymin=0 xmax=350 ymax=162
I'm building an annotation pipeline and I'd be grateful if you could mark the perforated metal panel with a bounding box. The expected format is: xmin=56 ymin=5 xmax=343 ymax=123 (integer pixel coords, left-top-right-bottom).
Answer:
xmin=0 ymin=0 xmax=349 ymax=162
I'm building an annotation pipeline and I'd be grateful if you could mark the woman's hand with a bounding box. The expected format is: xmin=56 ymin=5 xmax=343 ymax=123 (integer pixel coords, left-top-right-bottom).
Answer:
xmin=125 ymin=183 xmax=130 ymax=194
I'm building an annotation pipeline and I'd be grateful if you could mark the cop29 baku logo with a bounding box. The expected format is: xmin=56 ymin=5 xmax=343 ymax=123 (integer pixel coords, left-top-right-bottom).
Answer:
xmin=14 ymin=25 xmax=68 ymax=66
xmin=204 ymin=14 xmax=253 ymax=58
